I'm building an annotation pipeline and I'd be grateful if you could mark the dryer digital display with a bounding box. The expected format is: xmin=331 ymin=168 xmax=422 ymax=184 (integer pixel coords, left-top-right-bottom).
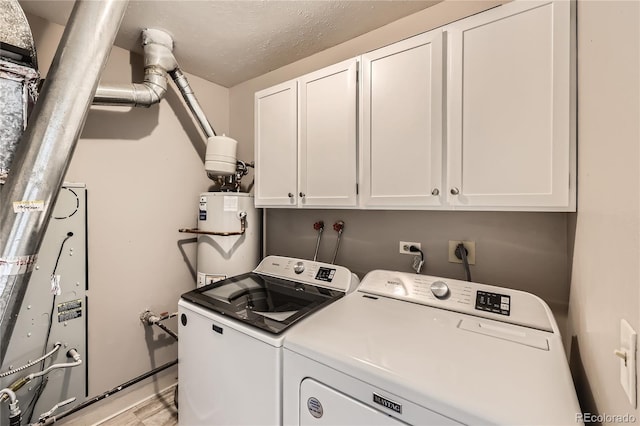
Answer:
xmin=475 ymin=291 xmax=510 ymax=316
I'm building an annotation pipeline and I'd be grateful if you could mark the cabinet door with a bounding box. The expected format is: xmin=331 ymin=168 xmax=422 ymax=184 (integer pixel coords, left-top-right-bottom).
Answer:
xmin=254 ymin=81 xmax=298 ymax=207
xmin=298 ymin=59 xmax=358 ymax=207
xmin=446 ymin=0 xmax=575 ymax=210
xmin=360 ymin=30 xmax=444 ymax=208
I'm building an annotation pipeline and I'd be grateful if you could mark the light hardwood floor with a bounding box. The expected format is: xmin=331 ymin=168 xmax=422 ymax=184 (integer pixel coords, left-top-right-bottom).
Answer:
xmin=98 ymin=386 xmax=178 ymax=426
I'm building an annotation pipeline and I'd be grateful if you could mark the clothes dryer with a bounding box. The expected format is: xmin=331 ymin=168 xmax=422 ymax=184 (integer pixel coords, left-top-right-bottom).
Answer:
xmin=283 ymin=270 xmax=582 ymax=425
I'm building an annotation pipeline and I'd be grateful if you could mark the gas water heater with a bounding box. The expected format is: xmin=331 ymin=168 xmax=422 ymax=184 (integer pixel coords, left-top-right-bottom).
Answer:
xmin=180 ymin=136 xmax=261 ymax=287
xmin=195 ymin=192 xmax=260 ymax=287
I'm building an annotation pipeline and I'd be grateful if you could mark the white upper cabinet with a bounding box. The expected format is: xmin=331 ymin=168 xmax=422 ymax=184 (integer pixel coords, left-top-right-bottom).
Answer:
xmin=360 ymin=30 xmax=444 ymax=208
xmin=254 ymin=59 xmax=358 ymax=208
xmin=254 ymin=81 xmax=298 ymax=207
xmin=254 ymin=0 xmax=575 ymax=211
xmin=298 ymin=59 xmax=358 ymax=207
xmin=446 ymin=0 xmax=575 ymax=211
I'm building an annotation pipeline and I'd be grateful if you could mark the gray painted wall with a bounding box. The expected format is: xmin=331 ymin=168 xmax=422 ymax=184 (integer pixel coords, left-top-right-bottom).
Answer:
xmin=266 ymin=209 xmax=569 ymax=310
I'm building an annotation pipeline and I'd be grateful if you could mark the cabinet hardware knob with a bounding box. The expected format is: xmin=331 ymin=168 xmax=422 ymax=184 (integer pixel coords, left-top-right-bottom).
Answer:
xmin=299 ymin=192 xmax=306 ymax=198
xmin=288 ymin=193 xmax=294 ymax=198
xmin=431 ymin=188 xmax=440 ymax=196
xmin=450 ymin=187 xmax=460 ymax=195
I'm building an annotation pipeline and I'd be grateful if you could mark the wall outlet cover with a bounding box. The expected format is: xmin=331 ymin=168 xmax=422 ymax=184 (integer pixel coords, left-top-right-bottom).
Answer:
xmin=448 ymin=240 xmax=476 ymax=265
xmin=399 ymin=241 xmax=421 ymax=255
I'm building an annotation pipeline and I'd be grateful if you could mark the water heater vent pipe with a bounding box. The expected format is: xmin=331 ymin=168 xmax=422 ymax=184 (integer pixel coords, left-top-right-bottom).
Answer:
xmin=93 ymin=29 xmax=239 ymax=176
xmin=93 ymin=29 xmax=176 ymax=108
xmin=93 ymin=28 xmax=218 ymax=140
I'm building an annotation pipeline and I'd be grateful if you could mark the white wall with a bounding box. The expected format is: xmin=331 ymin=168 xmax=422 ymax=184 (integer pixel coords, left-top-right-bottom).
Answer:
xmin=568 ymin=0 xmax=640 ymax=420
xmin=229 ymin=0 xmax=571 ymax=314
xmin=26 ymin=13 xmax=229 ymax=423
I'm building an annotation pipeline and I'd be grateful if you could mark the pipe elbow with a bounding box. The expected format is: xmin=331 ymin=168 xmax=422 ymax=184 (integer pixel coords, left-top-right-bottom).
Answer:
xmin=141 ymin=66 xmax=168 ymax=104
xmin=95 ymin=68 xmax=167 ymax=108
xmin=93 ymin=29 xmax=173 ymax=107
xmin=0 ymin=388 xmax=17 ymax=404
xmin=143 ymin=42 xmax=177 ymax=73
xmin=130 ymin=83 xmax=163 ymax=108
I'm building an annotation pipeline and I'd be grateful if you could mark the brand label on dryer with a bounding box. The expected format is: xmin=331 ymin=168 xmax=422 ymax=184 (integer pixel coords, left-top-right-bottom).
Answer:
xmin=373 ymin=393 xmax=402 ymax=414
xmin=307 ymin=397 xmax=323 ymax=418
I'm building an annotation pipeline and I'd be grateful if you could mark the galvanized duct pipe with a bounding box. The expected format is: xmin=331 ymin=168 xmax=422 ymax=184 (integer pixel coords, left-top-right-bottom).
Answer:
xmin=93 ymin=28 xmax=218 ymax=138
xmin=0 ymin=0 xmax=39 ymax=185
xmin=0 ymin=0 xmax=38 ymax=68
xmin=93 ymin=29 xmax=175 ymax=108
xmin=0 ymin=60 xmax=38 ymax=185
xmin=0 ymin=0 xmax=129 ymax=365
xmin=169 ymin=68 xmax=216 ymax=138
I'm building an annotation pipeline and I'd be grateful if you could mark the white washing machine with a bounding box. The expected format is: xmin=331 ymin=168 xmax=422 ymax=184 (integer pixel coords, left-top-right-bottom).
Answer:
xmin=283 ymin=270 xmax=583 ymax=425
xmin=178 ymin=255 xmax=359 ymax=426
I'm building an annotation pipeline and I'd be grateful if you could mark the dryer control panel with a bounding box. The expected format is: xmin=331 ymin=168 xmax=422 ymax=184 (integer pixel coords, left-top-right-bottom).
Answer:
xmin=358 ymin=270 xmax=554 ymax=332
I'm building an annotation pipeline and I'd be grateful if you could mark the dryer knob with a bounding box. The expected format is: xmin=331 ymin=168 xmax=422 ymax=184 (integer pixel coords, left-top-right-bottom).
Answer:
xmin=430 ymin=281 xmax=450 ymax=299
xmin=294 ymin=262 xmax=305 ymax=274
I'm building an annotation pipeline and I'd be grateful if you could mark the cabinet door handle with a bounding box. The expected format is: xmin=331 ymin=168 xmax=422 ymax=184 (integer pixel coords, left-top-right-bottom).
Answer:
xmin=288 ymin=193 xmax=294 ymax=198
xmin=431 ymin=188 xmax=440 ymax=196
xmin=450 ymin=187 xmax=460 ymax=195
xmin=299 ymin=192 xmax=306 ymax=198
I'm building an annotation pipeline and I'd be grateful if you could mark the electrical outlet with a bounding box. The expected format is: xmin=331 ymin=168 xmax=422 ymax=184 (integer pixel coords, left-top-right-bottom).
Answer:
xmin=399 ymin=241 xmax=421 ymax=255
xmin=448 ymin=241 xmax=476 ymax=264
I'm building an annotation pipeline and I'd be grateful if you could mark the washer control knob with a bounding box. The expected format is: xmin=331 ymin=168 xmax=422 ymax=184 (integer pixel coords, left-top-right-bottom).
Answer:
xmin=293 ymin=262 xmax=305 ymax=274
xmin=430 ymin=281 xmax=450 ymax=299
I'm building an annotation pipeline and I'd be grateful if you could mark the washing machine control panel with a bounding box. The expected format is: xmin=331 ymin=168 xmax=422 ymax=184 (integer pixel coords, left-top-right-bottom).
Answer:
xmin=255 ymin=255 xmax=355 ymax=292
xmin=357 ymin=270 xmax=553 ymax=332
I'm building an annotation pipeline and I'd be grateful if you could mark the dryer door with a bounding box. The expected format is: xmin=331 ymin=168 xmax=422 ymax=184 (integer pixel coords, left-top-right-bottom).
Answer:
xmin=300 ymin=378 xmax=408 ymax=425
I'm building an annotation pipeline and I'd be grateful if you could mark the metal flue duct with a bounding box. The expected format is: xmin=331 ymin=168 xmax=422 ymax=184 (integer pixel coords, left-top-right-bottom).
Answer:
xmin=169 ymin=67 xmax=216 ymax=138
xmin=0 ymin=0 xmax=38 ymax=68
xmin=0 ymin=0 xmax=129 ymax=365
xmin=93 ymin=29 xmax=175 ymax=108
xmin=0 ymin=0 xmax=39 ymax=186
xmin=93 ymin=28 xmax=218 ymax=138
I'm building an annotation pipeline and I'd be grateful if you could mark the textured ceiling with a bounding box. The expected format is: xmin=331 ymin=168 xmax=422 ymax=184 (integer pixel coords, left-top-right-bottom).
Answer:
xmin=18 ymin=0 xmax=441 ymax=87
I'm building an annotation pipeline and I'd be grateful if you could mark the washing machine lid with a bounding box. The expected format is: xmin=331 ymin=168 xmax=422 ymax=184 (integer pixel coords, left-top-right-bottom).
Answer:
xmin=283 ymin=271 xmax=581 ymax=425
xmin=181 ymin=271 xmax=345 ymax=334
